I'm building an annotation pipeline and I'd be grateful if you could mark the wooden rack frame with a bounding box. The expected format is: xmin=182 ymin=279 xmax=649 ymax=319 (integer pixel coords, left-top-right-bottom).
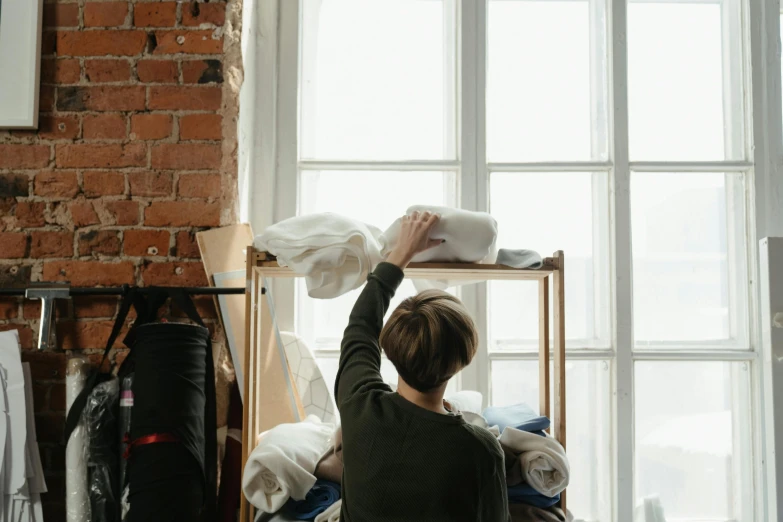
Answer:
xmin=241 ymin=247 xmax=567 ymax=521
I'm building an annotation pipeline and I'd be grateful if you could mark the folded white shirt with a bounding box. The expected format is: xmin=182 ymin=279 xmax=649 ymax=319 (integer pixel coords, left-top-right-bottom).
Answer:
xmin=255 ymin=213 xmax=384 ymax=299
xmin=314 ymin=499 xmax=342 ymax=522
xmin=243 ymin=415 xmax=336 ymax=513
xmin=498 ymin=426 xmax=570 ymax=497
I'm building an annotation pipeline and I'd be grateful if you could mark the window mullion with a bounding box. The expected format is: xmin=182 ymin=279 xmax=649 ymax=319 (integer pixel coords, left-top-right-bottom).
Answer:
xmin=609 ymin=0 xmax=635 ymax=520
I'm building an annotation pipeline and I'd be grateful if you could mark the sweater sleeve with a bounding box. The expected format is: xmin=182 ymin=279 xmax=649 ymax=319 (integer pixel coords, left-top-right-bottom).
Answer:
xmin=334 ymin=262 xmax=404 ymax=407
xmin=479 ymin=461 xmax=511 ymax=522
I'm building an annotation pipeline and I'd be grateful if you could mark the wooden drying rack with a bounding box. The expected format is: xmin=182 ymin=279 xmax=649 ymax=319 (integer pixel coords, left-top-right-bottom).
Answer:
xmin=241 ymin=247 xmax=567 ymax=521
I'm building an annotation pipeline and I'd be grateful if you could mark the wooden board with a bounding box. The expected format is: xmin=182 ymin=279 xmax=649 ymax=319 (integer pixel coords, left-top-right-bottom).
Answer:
xmin=196 ymin=224 xmax=254 ymax=385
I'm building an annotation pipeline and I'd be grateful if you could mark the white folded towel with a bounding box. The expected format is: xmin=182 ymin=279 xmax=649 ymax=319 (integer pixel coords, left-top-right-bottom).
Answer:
xmin=255 ymin=213 xmax=384 ymax=299
xmin=381 ymin=206 xmax=498 ymax=291
xmin=314 ymin=499 xmax=342 ymax=522
xmin=242 ymin=415 xmax=336 ymax=513
xmin=498 ymin=427 xmax=570 ymax=497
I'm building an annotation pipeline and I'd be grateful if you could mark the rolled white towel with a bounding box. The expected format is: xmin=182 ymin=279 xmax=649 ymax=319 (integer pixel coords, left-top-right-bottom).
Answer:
xmin=242 ymin=415 xmax=335 ymax=513
xmin=498 ymin=426 xmax=570 ymax=497
xmin=314 ymin=499 xmax=342 ymax=522
xmin=255 ymin=213 xmax=384 ymax=299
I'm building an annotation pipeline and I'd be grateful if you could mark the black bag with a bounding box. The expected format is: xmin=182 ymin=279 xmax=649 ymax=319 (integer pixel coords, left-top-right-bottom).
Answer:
xmin=65 ymin=288 xmax=217 ymax=522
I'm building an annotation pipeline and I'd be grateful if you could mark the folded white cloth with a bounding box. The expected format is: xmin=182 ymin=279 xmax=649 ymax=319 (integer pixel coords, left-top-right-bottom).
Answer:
xmin=242 ymin=415 xmax=336 ymax=513
xmin=255 ymin=213 xmax=384 ymax=299
xmin=498 ymin=427 xmax=570 ymax=497
xmin=314 ymin=499 xmax=342 ymax=522
xmin=381 ymin=205 xmax=498 ymax=264
xmin=444 ymin=390 xmax=483 ymax=414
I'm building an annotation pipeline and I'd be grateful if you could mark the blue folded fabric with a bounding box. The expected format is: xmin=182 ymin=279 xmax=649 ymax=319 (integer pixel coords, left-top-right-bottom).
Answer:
xmin=507 ymin=483 xmax=560 ymax=508
xmin=482 ymin=403 xmax=550 ymax=433
xmin=283 ymin=480 xmax=341 ymax=520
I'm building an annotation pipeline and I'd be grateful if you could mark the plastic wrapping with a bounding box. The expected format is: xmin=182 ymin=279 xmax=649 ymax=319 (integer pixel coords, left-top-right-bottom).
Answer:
xmin=66 ymin=356 xmax=92 ymax=522
xmin=84 ymin=378 xmax=120 ymax=522
xmin=118 ymin=374 xmax=134 ymax=522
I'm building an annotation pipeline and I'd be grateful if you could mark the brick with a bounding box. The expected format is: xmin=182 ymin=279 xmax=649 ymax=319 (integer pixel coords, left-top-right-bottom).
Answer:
xmin=124 ymin=229 xmax=169 ymax=256
xmin=171 ymin=294 xmax=217 ymax=319
xmin=141 ymin=261 xmax=208 ymax=287
xmin=14 ymin=202 xmax=47 ymax=228
xmin=57 ymin=31 xmax=147 ymax=57
xmin=84 ymin=59 xmax=131 ymax=83
xmin=58 ymin=321 xmax=123 ymax=350
xmin=82 ymin=171 xmax=125 ymax=197
xmin=41 ymin=59 xmax=80 ymax=84
xmin=22 ymin=352 xmax=66 ymax=383
xmin=179 ymin=114 xmax=221 ymax=140
xmin=78 ymin=230 xmax=121 ymax=256
xmin=32 ymin=381 xmax=49 ymax=413
xmin=69 ymin=201 xmax=100 ymax=227
xmin=0 ymin=300 xmax=19 ymax=320
xmin=153 ymin=30 xmax=222 ymax=55
xmin=0 ymin=174 xmax=30 ymax=198
xmin=56 ymin=143 xmax=146 ymax=168
xmin=182 ymin=59 xmax=223 ymax=84
xmin=84 ymin=2 xmax=128 ymax=28
xmin=39 ymin=86 xmax=55 ymax=112
xmin=41 ymin=31 xmax=57 ymax=56
xmin=23 ymin=299 xmax=69 ymax=322
xmin=58 ymin=86 xmax=146 ymax=112
xmin=151 ymin=143 xmax=220 ymax=170
xmin=0 ymin=265 xmax=32 ymax=289
xmin=134 ymin=2 xmax=177 ymax=27
xmin=30 ymin=231 xmax=74 ymax=258
xmin=1 ymin=325 xmax=34 ymax=350
xmin=43 ymin=3 xmax=79 ymax=28
xmin=38 ymin=115 xmax=80 ymax=140
xmin=145 ymin=201 xmax=219 ymax=227
xmin=0 ymin=232 xmax=29 ymax=258
xmin=105 ymin=200 xmax=140 ymax=225
xmin=34 ymin=171 xmax=79 ymax=198
xmin=179 ymin=174 xmax=220 ymax=198
xmin=43 ymin=260 xmax=135 ymax=286
xmin=148 ymin=86 xmax=221 ymax=111
xmin=130 ymin=114 xmax=172 ymax=140
xmin=136 ymin=59 xmax=178 ymax=83
xmin=34 ymin=414 xmax=64 ymax=443
xmin=182 ymin=2 xmax=226 ymax=26
xmin=175 ymin=230 xmax=200 ymax=258
xmin=128 ymin=172 xmax=172 ymax=197
xmin=72 ymin=296 xmax=119 ymax=319
xmin=83 ymin=114 xmax=127 ymax=140
xmin=0 ymin=145 xmax=50 ymax=169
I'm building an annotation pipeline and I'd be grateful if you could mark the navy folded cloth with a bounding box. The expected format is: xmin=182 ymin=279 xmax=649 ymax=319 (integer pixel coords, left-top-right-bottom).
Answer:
xmin=507 ymin=483 xmax=560 ymax=508
xmin=482 ymin=403 xmax=550 ymax=433
xmin=283 ymin=480 xmax=341 ymax=521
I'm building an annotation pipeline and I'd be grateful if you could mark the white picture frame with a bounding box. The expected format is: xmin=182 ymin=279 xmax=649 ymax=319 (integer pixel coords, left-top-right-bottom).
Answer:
xmin=0 ymin=0 xmax=44 ymax=129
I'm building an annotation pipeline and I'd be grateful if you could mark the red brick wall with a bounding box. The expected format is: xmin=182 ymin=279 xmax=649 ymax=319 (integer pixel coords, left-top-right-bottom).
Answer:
xmin=0 ymin=2 xmax=233 ymax=518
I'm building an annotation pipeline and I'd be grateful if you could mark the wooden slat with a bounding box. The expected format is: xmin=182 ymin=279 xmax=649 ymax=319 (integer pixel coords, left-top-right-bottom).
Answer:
xmin=239 ymin=248 xmax=255 ymax=522
xmin=552 ymin=251 xmax=567 ymax=514
xmin=539 ymin=276 xmax=551 ymax=421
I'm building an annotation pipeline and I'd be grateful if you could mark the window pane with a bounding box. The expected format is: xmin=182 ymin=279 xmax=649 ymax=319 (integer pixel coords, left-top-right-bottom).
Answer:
xmin=628 ymin=1 xmax=744 ymax=160
xmin=635 ymin=362 xmax=753 ymax=520
xmin=298 ymin=170 xmax=454 ymax=348
xmin=489 ymin=173 xmax=610 ymax=349
xmin=487 ymin=0 xmax=607 ymax=162
xmin=631 ymin=172 xmax=748 ymax=346
xmin=300 ymin=0 xmax=456 ymax=161
xmin=490 ymin=359 xmax=612 ymax=522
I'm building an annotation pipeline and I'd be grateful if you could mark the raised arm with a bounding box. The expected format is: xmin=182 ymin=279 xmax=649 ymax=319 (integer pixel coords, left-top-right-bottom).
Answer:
xmin=334 ymin=211 xmax=442 ymax=407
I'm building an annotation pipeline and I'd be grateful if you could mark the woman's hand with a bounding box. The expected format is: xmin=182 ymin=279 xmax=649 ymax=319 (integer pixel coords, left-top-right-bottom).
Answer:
xmin=386 ymin=211 xmax=442 ymax=269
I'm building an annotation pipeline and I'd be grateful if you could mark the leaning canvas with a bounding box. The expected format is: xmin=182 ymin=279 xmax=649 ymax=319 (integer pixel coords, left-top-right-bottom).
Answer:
xmin=0 ymin=0 xmax=44 ymax=128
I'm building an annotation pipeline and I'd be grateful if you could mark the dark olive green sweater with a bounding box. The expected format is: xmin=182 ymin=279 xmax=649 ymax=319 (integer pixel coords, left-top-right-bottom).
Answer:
xmin=335 ymin=262 xmax=509 ymax=522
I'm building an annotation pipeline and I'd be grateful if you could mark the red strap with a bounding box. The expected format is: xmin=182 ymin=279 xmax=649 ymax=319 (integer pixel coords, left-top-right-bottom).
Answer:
xmin=123 ymin=432 xmax=179 ymax=460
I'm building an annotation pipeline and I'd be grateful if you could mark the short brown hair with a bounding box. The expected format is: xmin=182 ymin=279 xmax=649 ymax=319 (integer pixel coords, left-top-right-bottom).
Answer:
xmin=380 ymin=290 xmax=478 ymax=393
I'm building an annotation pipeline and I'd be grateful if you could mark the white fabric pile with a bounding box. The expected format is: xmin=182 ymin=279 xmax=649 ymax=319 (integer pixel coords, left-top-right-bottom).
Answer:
xmin=498 ymin=427 xmax=570 ymax=498
xmin=0 ymin=330 xmax=46 ymax=522
xmin=255 ymin=213 xmax=384 ymax=299
xmin=242 ymin=415 xmax=336 ymax=513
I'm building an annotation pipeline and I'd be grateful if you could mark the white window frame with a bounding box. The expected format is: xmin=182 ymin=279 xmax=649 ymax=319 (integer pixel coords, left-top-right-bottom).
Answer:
xmin=242 ymin=0 xmax=783 ymax=520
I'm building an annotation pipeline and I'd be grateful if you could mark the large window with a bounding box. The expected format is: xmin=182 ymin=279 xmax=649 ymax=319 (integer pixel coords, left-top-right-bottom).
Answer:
xmin=252 ymin=0 xmax=783 ymax=520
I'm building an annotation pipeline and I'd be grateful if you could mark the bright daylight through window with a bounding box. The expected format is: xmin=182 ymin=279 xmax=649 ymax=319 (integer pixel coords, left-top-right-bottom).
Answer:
xmin=261 ymin=0 xmax=771 ymax=520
